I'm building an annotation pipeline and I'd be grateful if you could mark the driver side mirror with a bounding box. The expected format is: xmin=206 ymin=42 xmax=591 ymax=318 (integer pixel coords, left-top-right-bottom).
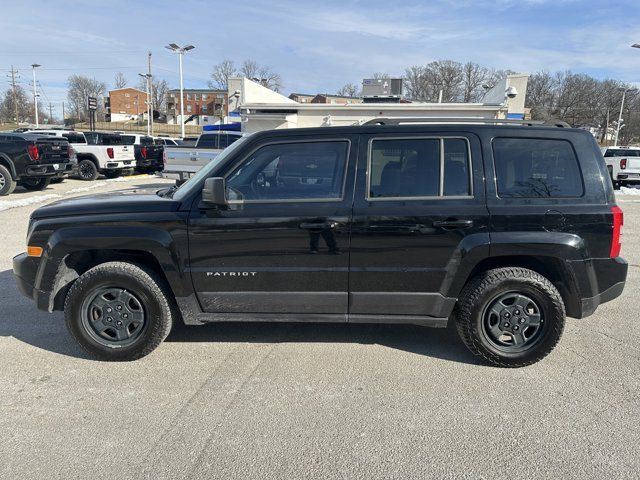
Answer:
xmin=202 ymin=177 xmax=228 ymax=206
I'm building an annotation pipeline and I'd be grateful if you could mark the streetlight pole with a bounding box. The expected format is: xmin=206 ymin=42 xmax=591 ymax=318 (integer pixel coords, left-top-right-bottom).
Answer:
xmin=166 ymin=44 xmax=195 ymax=139
xmin=138 ymin=73 xmax=151 ymax=136
xmin=31 ymin=64 xmax=40 ymax=127
xmin=614 ymin=89 xmax=627 ymax=147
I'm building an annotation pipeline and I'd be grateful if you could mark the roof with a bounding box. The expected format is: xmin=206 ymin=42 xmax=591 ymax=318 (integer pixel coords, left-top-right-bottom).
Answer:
xmin=109 ymin=87 xmax=147 ymax=94
xmin=241 ymin=102 xmax=501 ymax=112
xmin=244 ymin=122 xmax=586 ymax=140
xmin=167 ymin=88 xmax=226 ymax=94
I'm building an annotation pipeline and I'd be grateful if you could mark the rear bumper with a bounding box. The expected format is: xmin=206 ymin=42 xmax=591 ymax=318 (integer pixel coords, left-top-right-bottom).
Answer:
xmin=22 ymin=162 xmax=73 ymax=177
xmin=570 ymin=257 xmax=628 ymax=318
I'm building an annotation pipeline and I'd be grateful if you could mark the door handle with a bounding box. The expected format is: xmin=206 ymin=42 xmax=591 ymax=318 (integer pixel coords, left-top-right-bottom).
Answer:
xmin=433 ymin=219 xmax=474 ymax=229
xmin=299 ymin=221 xmax=339 ymax=230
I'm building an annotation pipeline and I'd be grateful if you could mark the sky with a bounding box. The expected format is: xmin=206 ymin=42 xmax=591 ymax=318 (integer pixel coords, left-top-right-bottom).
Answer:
xmin=1 ymin=0 xmax=640 ymax=119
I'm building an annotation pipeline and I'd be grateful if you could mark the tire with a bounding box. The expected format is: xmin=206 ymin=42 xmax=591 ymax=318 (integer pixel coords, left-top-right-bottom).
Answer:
xmin=19 ymin=177 xmax=51 ymax=191
xmin=454 ymin=267 xmax=565 ymax=368
xmin=64 ymin=262 xmax=174 ymax=361
xmin=0 ymin=164 xmax=17 ymax=196
xmin=608 ymin=167 xmax=620 ymax=190
xmin=77 ymin=159 xmax=99 ymax=181
xmin=104 ymin=170 xmax=121 ymax=179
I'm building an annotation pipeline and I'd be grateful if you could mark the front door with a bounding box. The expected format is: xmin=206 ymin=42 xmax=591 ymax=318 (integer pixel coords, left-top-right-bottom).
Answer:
xmin=348 ymin=132 xmax=489 ymax=320
xmin=188 ymin=135 xmax=358 ymax=316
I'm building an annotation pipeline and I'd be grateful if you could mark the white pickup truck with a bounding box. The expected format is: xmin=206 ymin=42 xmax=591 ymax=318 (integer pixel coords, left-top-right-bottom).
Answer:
xmin=602 ymin=146 xmax=640 ymax=189
xmin=162 ymin=131 xmax=243 ymax=181
xmin=24 ymin=129 xmax=135 ymax=181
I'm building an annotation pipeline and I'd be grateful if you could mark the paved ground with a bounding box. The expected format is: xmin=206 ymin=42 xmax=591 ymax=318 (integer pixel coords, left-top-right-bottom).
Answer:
xmin=0 ymin=177 xmax=638 ymax=479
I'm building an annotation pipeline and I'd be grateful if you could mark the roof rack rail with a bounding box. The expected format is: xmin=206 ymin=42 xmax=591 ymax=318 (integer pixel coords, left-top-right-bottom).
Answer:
xmin=362 ymin=117 xmax=571 ymax=128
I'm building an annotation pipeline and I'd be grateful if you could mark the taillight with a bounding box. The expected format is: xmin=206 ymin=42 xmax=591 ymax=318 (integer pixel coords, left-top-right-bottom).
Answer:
xmin=107 ymin=147 xmax=114 ymax=159
xmin=27 ymin=144 xmax=40 ymax=161
xmin=141 ymin=146 xmax=148 ymax=159
xmin=620 ymin=158 xmax=627 ymax=170
xmin=610 ymin=205 xmax=623 ymax=258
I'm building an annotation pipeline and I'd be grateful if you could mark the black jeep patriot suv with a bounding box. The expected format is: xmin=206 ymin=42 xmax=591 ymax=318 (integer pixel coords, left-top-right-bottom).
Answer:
xmin=13 ymin=120 xmax=628 ymax=367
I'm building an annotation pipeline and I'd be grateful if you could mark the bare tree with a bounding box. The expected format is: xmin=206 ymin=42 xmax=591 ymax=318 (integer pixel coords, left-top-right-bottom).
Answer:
xmin=371 ymin=72 xmax=390 ymax=80
xmin=67 ymin=75 xmax=106 ymax=121
xmin=239 ymin=60 xmax=259 ymax=79
xmin=113 ymin=72 xmax=128 ymax=89
xmin=461 ymin=62 xmax=490 ymax=102
xmin=209 ymin=60 xmax=237 ymax=90
xmin=337 ymin=83 xmax=359 ymax=97
xmin=152 ymin=78 xmax=169 ymax=113
xmin=0 ymin=85 xmax=31 ymax=123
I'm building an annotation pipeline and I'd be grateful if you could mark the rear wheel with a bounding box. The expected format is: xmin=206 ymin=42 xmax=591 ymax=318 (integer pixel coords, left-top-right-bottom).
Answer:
xmin=64 ymin=262 xmax=173 ymax=361
xmin=0 ymin=164 xmax=17 ymax=196
xmin=19 ymin=177 xmax=51 ymax=191
xmin=77 ymin=159 xmax=99 ymax=181
xmin=455 ymin=267 xmax=565 ymax=367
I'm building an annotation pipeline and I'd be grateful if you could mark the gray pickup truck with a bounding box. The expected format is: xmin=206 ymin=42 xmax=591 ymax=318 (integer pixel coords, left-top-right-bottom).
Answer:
xmin=162 ymin=131 xmax=243 ymax=180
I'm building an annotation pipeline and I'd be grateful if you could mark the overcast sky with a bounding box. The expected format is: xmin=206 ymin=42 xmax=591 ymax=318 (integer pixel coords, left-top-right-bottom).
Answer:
xmin=2 ymin=0 xmax=639 ymax=118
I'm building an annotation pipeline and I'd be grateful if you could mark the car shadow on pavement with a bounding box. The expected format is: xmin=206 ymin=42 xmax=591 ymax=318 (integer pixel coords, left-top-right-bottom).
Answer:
xmin=0 ymin=269 xmax=479 ymax=365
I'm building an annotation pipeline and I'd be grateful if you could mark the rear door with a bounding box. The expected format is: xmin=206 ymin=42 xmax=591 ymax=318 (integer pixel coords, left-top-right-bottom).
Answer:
xmin=188 ymin=134 xmax=358 ymax=316
xmin=349 ymin=131 xmax=489 ymax=319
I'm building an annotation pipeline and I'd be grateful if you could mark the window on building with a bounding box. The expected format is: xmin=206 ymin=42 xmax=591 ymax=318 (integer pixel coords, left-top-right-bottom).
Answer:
xmin=186 ymin=104 xmax=192 ymax=113
xmin=492 ymin=138 xmax=583 ymax=198
xmin=202 ymin=94 xmax=208 ymax=101
xmin=202 ymin=105 xmax=207 ymax=113
xmin=194 ymin=94 xmax=199 ymax=101
xmin=125 ymin=93 xmax=130 ymax=98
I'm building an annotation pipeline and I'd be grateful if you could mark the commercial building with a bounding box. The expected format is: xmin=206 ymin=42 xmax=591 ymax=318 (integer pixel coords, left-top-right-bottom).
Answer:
xmin=166 ymin=89 xmax=228 ymax=126
xmin=229 ymin=74 xmax=529 ymax=133
xmin=104 ymin=87 xmax=148 ymax=122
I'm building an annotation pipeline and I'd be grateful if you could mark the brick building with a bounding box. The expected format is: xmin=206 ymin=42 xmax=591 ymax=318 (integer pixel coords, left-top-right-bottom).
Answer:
xmin=104 ymin=87 xmax=148 ymax=122
xmin=166 ymin=89 xmax=228 ymax=125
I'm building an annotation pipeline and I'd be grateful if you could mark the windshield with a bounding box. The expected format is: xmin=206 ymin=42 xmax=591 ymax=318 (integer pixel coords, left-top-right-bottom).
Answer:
xmin=120 ymin=135 xmax=136 ymax=145
xmin=171 ymin=134 xmax=252 ymax=201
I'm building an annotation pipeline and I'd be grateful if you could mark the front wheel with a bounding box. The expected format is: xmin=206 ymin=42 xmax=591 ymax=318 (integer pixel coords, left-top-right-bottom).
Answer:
xmin=19 ymin=177 xmax=51 ymax=191
xmin=64 ymin=262 xmax=174 ymax=360
xmin=455 ymin=267 xmax=565 ymax=367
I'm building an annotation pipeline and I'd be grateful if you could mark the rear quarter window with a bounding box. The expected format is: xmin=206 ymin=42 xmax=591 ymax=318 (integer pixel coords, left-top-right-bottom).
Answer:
xmin=492 ymin=138 xmax=584 ymax=198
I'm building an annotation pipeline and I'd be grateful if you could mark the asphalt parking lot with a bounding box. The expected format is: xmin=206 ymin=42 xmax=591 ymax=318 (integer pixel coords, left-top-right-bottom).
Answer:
xmin=0 ymin=177 xmax=639 ymax=480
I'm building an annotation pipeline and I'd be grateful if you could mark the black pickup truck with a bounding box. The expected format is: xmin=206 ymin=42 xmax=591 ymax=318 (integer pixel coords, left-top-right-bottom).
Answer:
xmin=0 ymin=132 xmax=74 ymax=195
xmin=13 ymin=120 xmax=628 ymax=366
xmin=116 ymin=134 xmax=164 ymax=173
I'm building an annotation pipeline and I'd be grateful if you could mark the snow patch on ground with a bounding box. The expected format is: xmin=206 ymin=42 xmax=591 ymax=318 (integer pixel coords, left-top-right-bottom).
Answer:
xmin=66 ymin=182 xmax=108 ymax=194
xmin=617 ymin=186 xmax=640 ymax=196
xmin=0 ymin=194 xmax=62 ymax=212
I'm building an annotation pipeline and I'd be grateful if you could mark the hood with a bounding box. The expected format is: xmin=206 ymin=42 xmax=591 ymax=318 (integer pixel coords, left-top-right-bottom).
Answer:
xmin=32 ymin=188 xmax=180 ymax=219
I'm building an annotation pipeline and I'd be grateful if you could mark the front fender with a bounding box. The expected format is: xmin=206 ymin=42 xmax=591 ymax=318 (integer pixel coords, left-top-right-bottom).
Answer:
xmin=35 ymin=225 xmax=190 ymax=310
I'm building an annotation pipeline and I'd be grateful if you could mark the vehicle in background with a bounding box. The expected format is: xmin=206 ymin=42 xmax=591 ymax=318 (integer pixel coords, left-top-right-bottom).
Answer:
xmin=0 ymin=132 xmax=74 ymax=195
xmin=163 ymin=131 xmax=244 ymax=181
xmin=154 ymin=137 xmax=180 ymax=146
xmin=601 ymin=146 xmax=640 ymax=189
xmin=178 ymin=137 xmax=199 ymax=147
xmin=114 ymin=133 xmax=164 ymax=174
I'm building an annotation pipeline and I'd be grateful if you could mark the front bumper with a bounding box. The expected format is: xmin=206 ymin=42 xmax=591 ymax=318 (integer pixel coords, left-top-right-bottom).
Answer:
xmin=13 ymin=253 xmax=52 ymax=311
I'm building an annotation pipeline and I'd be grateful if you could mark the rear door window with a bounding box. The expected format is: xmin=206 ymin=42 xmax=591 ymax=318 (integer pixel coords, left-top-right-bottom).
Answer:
xmin=493 ymin=138 xmax=583 ymax=198
xmin=62 ymin=132 xmax=86 ymax=144
xmin=197 ymin=135 xmax=219 ymax=149
xmin=368 ymin=137 xmax=472 ymax=199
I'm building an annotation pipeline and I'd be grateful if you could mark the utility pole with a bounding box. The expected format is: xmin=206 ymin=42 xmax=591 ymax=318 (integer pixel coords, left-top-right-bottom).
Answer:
xmin=62 ymin=101 xmax=65 ymax=122
xmin=148 ymin=51 xmax=153 ymax=136
xmin=31 ymin=64 xmax=41 ymax=127
xmin=48 ymin=102 xmax=54 ymax=123
xmin=8 ymin=66 xmax=20 ymax=125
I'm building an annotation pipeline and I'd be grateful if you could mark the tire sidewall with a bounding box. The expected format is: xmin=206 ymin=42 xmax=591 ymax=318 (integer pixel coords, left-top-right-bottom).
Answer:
xmin=66 ymin=270 xmax=165 ymax=359
xmin=0 ymin=164 xmax=15 ymax=196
